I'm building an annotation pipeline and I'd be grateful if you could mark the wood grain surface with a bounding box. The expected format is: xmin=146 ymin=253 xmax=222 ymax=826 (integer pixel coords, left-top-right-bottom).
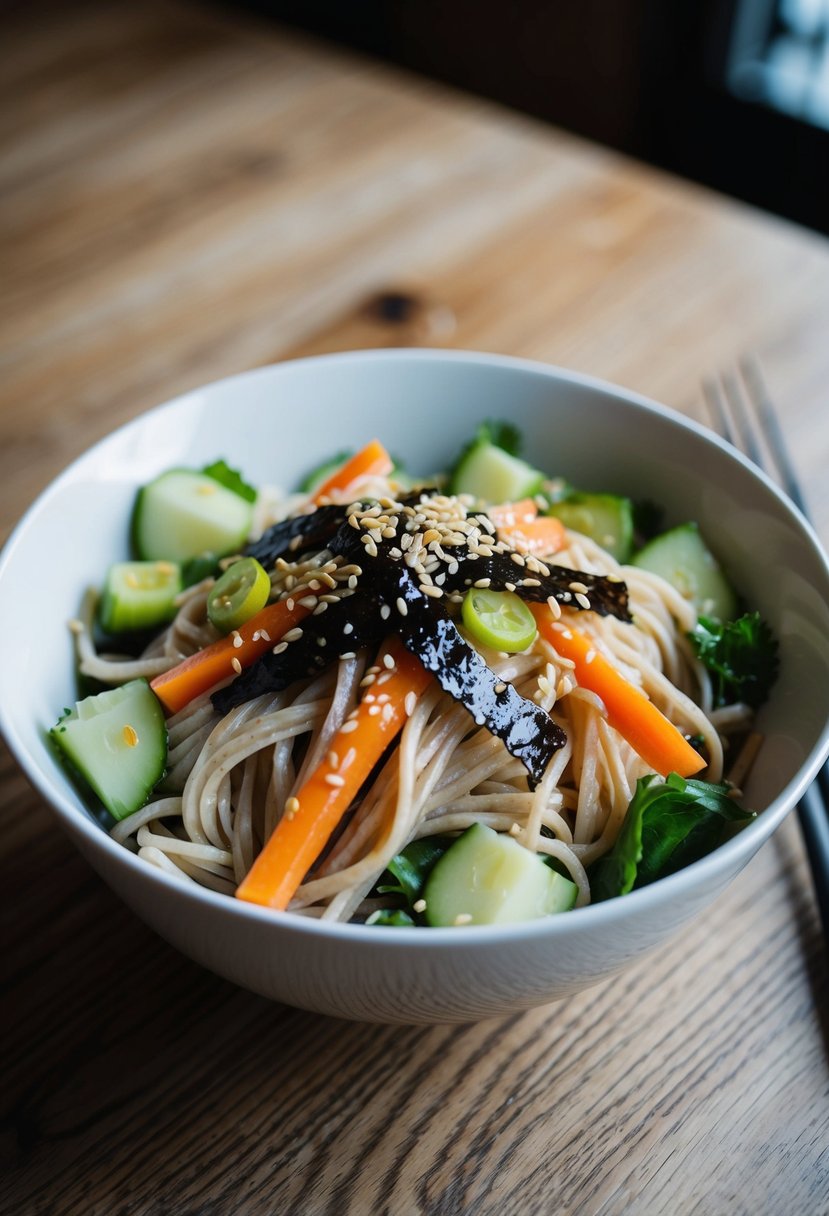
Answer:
xmin=2 ymin=3 xmax=828 ymax=1214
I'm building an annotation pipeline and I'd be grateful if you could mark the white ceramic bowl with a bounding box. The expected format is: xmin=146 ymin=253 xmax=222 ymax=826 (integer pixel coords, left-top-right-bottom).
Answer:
xmin=2 ymin=350 xmax=829 ymax=1023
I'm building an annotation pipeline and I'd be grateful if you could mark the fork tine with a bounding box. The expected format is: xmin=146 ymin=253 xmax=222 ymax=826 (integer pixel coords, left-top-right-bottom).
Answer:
xmin=702 ymin=377 xmax=737 ymax=445
xmin=739 ymin=356 xmax=809 ymax=516
xmin=723 ymin=370 xmax=766 ymax=469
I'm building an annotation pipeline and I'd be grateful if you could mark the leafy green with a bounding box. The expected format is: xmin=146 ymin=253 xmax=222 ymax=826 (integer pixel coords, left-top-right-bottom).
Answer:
xmin=202 ymin=459 xmax=257 ymax=504
xmin=377 ymin=836 xmax=453 ymax=910
xmin=688 ymin=611 xmax=779 ymax=708
xmin=589 ymin=772 xmax=754 ymax=902
xmin=366 ymin=909 xmax=416 ymax=927
xmin=632 ymin=498 xmax=664 ymax=546
xmin=181 ymin=553 xmax=220 ymax=587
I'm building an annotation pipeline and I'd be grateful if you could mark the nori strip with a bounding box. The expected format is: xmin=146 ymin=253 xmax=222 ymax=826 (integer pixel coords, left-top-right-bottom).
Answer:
xmin=211 ymin=593 xmax=387 ymax=713
xmin=439 ymin=552 xmax=631 ymax=620
xmin=374 ymin=566 xmax=566 ymax=788
xmin=244 ymin=504 xmax=344 ymax=568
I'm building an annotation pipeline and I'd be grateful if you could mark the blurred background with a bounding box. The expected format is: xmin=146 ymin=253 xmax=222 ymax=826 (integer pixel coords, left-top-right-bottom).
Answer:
xmin=236 ymin=0 xmax=829 ymax=235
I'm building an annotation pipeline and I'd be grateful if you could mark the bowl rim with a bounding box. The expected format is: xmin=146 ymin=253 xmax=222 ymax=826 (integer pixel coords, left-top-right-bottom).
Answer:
xmin=3 ymin=347 xmax=829 ymax=948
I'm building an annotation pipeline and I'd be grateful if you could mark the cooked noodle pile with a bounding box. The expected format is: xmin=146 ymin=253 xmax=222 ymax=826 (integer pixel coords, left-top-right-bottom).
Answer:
xmin=72 ymin=479 xmax=749 ymax=921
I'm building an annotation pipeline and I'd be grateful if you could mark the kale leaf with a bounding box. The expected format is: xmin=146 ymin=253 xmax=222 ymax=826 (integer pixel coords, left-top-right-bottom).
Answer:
xmin=589 ymin=772 xmax=754 ymax=902
xmin=688 ymin=611 xmax=779 ymax=709
xmin=202 ymin=459 xmax=257 ymax=504
xmin=377 ymin=836 xmax=453 ymax=910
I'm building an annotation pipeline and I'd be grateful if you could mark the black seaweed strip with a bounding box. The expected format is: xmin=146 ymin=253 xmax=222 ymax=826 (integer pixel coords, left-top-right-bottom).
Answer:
xmin=440 ymin=551 xmax=631 ymax=621
xmin=376 ymin=567 xmax=566 ymax=789
xmin=211 ymin=595 xmax=387 ymax=713
xmin=244 ymin=504 xmax=345 ymax=568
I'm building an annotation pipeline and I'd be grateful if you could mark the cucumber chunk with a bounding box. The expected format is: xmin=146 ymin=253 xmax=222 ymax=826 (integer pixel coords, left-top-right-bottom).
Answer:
xmin=99 ymin=560 xmax=182 ymax=633
xmin=424 ymin=823 xmax=578 ymax=926
xmin=449 ymin=441 xmax=544 ymax=504
xmin=298 ymin=451 xmax=353 ymax=494
xmin=132 ymin=470 xmax=254 ymax=563
xmin=547 ymin=493 xmax=634 ymax=562
xmin=51 ymin=679 xmax=167 ymax=820
xmin=632 ymin=522 xmax=737 ymax=621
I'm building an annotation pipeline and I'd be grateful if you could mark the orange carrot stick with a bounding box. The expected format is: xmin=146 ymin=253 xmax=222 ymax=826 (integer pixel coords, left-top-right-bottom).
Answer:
xmin=236 ymin=639 xmax=432 ymax=911
xmin=486 ymin=498 xmax=540 ymax=528
xmin=498 ymin=515 xmax=567 ymax=557
xmin=151 ymin=599 xmax=312 ymax=714
xmin=531 ymin=605 xmax=705 ymax=778
xmin=312 ymin=438 xmax=394 ymax=503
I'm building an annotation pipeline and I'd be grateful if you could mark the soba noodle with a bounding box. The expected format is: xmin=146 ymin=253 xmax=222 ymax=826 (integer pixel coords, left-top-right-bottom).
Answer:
xmin=76 ymin=483 xmax=741 ymax=922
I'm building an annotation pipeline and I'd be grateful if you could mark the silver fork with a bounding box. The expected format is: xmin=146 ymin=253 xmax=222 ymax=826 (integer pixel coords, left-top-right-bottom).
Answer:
xmin=702 ymin=358 xmax=829 ymax=943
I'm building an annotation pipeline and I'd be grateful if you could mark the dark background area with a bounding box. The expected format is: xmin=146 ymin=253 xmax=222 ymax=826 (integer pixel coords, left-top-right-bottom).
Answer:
xmin=231 ymin=0 xmax=829 ymax=236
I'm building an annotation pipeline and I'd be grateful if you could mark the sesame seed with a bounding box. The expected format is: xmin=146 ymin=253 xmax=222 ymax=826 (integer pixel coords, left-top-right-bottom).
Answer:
xmin=272 ymin=641 xmax=288 ymax=654
xmin=396 ymin=598 xmax=408 ymax=616
xmin=360 ymin=673 xmax=376 ymax=688
xmin=404 ymin=691 xmax=417 ymax=716
xmin=473 ymin=578 xmax=491 ymax=589
xmin=494 ymin=682 xmax=506 ymax=694
xmin=285 ymin=796 xmax=300 ymax=818
xmin=382 ymin=703 xmax=394 ymax=722
xmin=383 ymin=653 xmax=395 ymax=669
xmin=509 ymin=823 xmax=522 ymax=838
xmin=413 ymin=898 xmax=427 ymax=913
xmin=232 ymin=631 xmax=243 ymax=648
xmin=328 ymin=750 xmax=339 ymax=768
xmin=420 ymin=585 xmax=444 ymax=598
xmin=453 ymin=913 xmax=473 ymax=926
xmin=585 ymin=648 xmax=597 ymax=664
xmin=298 ymin=596 xmax=317 ymax=609
xmin=340 ymin=719 xmax=358 ymax=733
xmin=122 ymin=725 xmax=139 ymax=747
xmin=575 ymin=593 xmax=592 ymax=610
xmin=380 ymin=604 xmax=391 ymax=620
xmin=505 ymin=582 xmax=516 ymax=593
xmin=283 ymin=627 xmax=304 ymax=642
xmin=317 ymin=637 xmax=327 ymax=646
xmin=368 ymin=705 xmax=381 ymax=716
xmin=312 ymin=602 xmax=329 ymax=615
xmin=325 ymin=773 xmax=346 ymax=787
xmin=522 ymin=578 xmax=541 ymax=587
xmin=511 ymin=552 xmax=526 ymax=567
xmin=548 ymin=597 xmax=562 ymax=619
xmin=569 ymin=581 xmax=589 ymax=594
xmin=231 ymin=657 xmax=242 ymax=674
xmin=339 ymin=651 xmax=356 ymax=660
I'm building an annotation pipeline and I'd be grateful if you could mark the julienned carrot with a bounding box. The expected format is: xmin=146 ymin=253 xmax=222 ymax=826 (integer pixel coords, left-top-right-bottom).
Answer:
xmin=531 ymin=605 xmax=705 ymax=778
xmin=486 ymin=499 xmax=568 ymax=556
xmin=312 ymin=438 xmax=394 ymax=503
xmin=236 ymin=639 xmax=432 ymax=911
xmin=151 ymin=599 xmax=312 ymax=714
xmin=486 ymin=499 xmax=540 ymax=529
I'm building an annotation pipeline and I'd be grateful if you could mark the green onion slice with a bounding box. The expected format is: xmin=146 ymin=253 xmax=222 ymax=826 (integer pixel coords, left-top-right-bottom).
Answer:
xmin=461 ymin=588 xmax=537 ymax=653
xmin=207 ymin=557 xmax=271 ymax=634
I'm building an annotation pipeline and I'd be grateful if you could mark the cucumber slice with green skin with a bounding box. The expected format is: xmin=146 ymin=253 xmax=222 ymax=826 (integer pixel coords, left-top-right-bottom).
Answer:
xmin=423 ymin=822 xmax=578 ymax=926
xmin=99 ymin=560 xmax=182 ymax=633
xmin=632 ymin=522 xmax=737 ymax=621
xmin=547 ymin=493 xmax=634 ymax=562
xmin=449 ymin=441 xmax=544 ymax=504
xmin=132 ymin=470 xmax=254 ymax=563
xmin=51 ymin=679 xmax=167 ymax=821
xmin=298 ymin=451 xmax=353 ymax=494
xmin=207 ymin=557 xmax=271 ymax=633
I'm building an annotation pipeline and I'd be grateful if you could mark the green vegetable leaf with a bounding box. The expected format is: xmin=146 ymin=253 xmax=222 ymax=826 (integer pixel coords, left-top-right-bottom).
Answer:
xmin=589 ymin=772 xmax=754 ymax=902
xmin=365 ymin=909 xmax=416 ymax=927
xmin=688 ymin=611 xmax=779 ymax=709
xmin=180 ymin=553 xmax=220 ymax=587
xmin=377 ymin=836 xmax=452 ymax=909
xmin=202 ymin=459 xmax=257 ymax=504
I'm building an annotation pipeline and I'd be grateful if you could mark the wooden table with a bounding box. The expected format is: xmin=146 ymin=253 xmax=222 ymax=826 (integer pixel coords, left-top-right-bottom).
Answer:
xmin=3 ymin=3 xmax=828 ymax=1213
